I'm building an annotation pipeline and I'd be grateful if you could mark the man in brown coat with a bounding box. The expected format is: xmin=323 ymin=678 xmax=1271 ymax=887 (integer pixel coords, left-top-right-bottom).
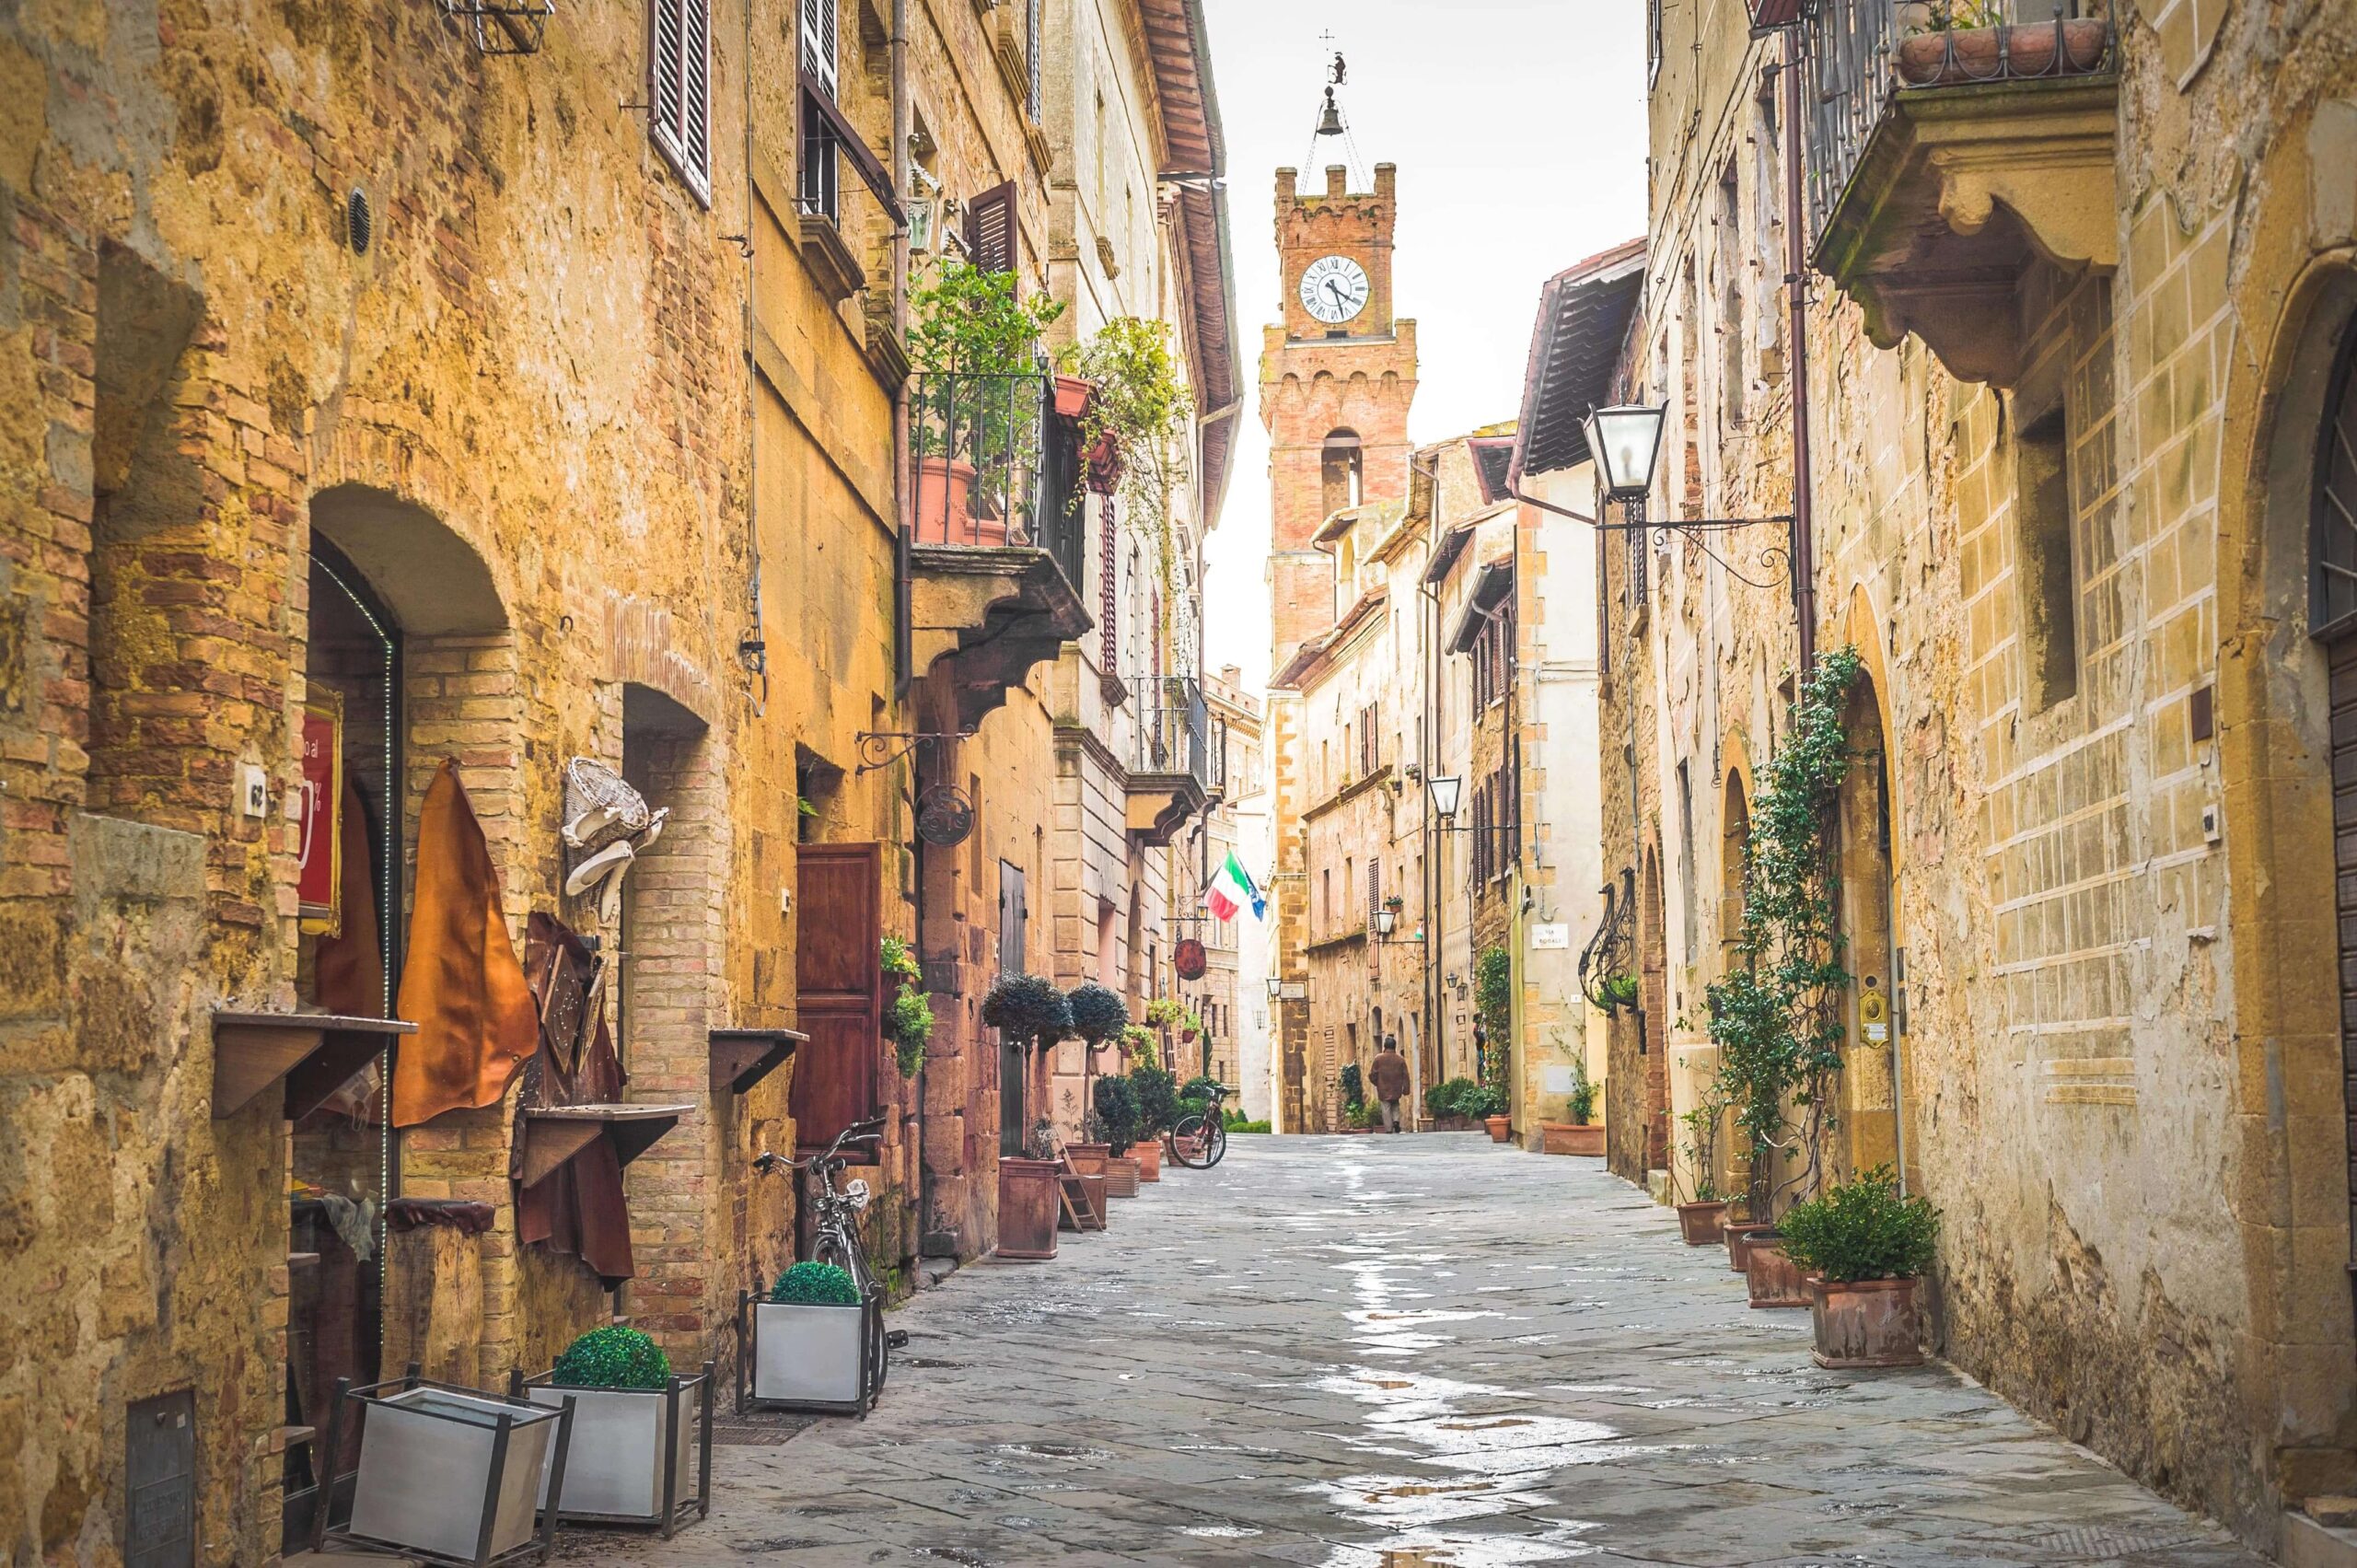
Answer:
xmin=1370 ymin=1038 xmax=1411 ymax=1133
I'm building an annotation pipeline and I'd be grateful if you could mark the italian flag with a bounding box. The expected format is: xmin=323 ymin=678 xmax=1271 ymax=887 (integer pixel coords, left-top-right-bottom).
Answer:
xmin=1202 ymin=852 xmax=1265 ymax=923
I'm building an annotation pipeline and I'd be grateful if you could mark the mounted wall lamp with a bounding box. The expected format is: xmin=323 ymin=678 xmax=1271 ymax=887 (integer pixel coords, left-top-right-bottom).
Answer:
xmin=1581 ymin=403 xmax=1668 ymax=503
xmin=1267 ymin=975 xmax=1284 ymax=999
xmin=1426 ymin=774 xmax=1463 ymax=819
xmin=1374 ymin=908 xmax=1398 ymax=939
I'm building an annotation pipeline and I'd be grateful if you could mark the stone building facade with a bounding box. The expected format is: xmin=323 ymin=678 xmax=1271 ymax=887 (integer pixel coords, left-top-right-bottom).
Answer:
xmin=1198 ymin=663 xmax=1264 ymax=1095
xmin=1585 ymin=0 xmax=2357 ymax=1552
xmin=0 ymin=0 xmax=1228 ymax=1559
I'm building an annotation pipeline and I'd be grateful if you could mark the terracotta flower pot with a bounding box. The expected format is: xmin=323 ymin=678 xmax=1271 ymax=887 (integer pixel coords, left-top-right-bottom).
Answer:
xmin=1063 ymin=1143 xmax=1109 ymax=1177
xmin=912 ymin=457 xmax=1006 ymax=546
xmin=1745 ymin=1236 xmax=1811 ymax=1309
xmin=1809 ymin=1274 xmax=1924 ymax=1368
xmin=1677 ymin=1200 xmax=1729 ymax=1246
xmin=996 ymin=1157 xmax=1062 ymax=1260
xmin=1132 ymin=1137 xmax=1161 ymax=1180
xmin=1894 ymin=19 xmax=2107 ymax=87
xmin=1104 ymin=1156 xmax=1141 ymax=1198
xmin=1052 ymin=374 xmax=1092 ymax=419
xmin=1724 ymin=1221 xmax=1775 ymax=1272
xmin=1539 ymin=1121 xmax=1605 ymax=1156
xmin=1484 ymin=1115 xmax=1513 ymax=1144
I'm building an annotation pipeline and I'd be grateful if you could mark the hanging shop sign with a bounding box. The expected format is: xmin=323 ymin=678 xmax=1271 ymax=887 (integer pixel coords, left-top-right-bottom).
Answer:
xmin=296 ymin=691 xmax=344 ymax=935
xmin=1173 ymin=938 xmax=1207 ymax=981
xmin=916 ymin=784 xmax=975 ymax=847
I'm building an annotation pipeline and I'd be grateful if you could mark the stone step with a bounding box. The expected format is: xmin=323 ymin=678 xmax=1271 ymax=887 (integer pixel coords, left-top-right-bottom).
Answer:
xmin=2286 ymin=1510 xmax=2357 ymax=1568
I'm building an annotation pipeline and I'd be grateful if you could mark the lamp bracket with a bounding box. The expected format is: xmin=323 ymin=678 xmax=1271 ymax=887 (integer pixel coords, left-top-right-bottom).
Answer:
xmin=854 ymin=729 xmax=971 ymax=775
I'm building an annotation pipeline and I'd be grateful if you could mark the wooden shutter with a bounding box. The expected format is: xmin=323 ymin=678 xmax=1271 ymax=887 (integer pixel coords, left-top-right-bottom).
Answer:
xmin=966 ymin=181 xmax=1016 ymax=273
xmin=800 ymin=0 xmax=838 ymax=97
xmin=649 ymin=0 xmax=712 ymax=203
xmin=791 ymin=842 xmax=881 ymax=1152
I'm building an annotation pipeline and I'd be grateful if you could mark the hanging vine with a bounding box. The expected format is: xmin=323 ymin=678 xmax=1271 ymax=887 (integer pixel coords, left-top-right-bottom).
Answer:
xmin=1703 ymin=645 xmax=1864 ymax=1221
xmin=1063 ymin=318 xmax=1193 ymax=601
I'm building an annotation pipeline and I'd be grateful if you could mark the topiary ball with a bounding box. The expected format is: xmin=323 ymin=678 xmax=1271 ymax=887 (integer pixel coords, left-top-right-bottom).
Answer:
xmin=771 ymin=1261 xmax=861 ymax=1307
xmin=552 ymin=1325 xmax=671 ymax=1390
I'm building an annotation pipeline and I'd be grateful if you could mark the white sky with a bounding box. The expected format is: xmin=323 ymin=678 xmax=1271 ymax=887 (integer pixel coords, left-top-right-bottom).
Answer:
xmin=1195 ymin=0 xmax=1650 ymax=695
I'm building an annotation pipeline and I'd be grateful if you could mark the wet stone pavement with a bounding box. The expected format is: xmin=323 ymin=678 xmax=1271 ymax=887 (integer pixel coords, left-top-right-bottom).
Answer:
xmin=578 ymin=1135 xmax=2268 ymax=1567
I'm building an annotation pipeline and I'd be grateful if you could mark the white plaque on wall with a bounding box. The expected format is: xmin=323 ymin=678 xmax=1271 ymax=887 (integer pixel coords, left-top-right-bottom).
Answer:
xmin=1529 ymin=923 xmax=1571 ymax=950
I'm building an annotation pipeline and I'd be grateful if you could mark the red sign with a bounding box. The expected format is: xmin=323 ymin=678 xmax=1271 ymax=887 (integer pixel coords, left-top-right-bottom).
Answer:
xmin=296 ymin=693 xmax=343 ymax=935
xmin=1174 ymin=938 xmax=1207 ymax=981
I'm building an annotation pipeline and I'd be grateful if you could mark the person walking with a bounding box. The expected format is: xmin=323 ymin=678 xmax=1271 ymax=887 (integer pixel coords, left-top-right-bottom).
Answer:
xmin=1370 ymin=1038 xmax=1411 ymax=1133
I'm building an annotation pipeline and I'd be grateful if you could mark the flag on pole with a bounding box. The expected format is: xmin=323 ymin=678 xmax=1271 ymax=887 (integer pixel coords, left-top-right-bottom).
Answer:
xmin=1202 ymin=852 xmax=1265 ymax=923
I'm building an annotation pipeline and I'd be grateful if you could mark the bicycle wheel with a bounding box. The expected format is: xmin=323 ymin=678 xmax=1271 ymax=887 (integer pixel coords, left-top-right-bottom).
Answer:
xmin=1169 ymin=1114 xmax=1211 ymax=1167
xmin=1198 ymin=1118 xmax=1228 ymax=1167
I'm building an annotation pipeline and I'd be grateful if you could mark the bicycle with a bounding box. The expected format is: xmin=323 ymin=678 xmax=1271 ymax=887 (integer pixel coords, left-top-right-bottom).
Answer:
xmin=1167 ymin=1082 xmax=1234 ymax=1168
xmin=754 ymin=1114 xmax=910 ymax=1406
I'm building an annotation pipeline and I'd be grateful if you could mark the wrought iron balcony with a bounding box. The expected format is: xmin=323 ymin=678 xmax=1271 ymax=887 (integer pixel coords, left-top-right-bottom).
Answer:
xmin=905 ymin=369 xmax=1092 ymax=729
xmin=1803 ymin=1 xmax=2119 ymax=386
xmin=1125 ymin=676 xmax=1213 ymax=844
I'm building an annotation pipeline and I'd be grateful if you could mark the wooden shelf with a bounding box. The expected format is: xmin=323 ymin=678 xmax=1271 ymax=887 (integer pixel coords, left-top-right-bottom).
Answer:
xmin=709 ymin=1027 xmax=805 ymax=1098
xmin=211 ymin=1011 xmax=414 ymax=1121
xmin=517 ymin=1102 xmax=691 ymax=1189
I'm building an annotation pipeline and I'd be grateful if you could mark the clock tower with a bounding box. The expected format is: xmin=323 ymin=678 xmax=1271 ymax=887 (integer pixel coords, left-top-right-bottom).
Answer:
xmin=1260 ymin=161 xmax=1419 ymax=667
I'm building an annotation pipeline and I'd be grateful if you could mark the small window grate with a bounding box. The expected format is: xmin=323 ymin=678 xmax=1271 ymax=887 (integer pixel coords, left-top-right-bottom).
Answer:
xmin=346 ymin=189 xmax=372 ymax=255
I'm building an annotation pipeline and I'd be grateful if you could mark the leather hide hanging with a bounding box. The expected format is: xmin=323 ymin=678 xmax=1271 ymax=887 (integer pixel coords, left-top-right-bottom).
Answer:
xmin=513 ymin=912 xmax=634 ymax=1287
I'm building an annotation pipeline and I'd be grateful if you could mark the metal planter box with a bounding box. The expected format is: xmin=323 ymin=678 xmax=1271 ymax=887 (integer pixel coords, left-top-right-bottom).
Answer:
xmin=318 ymin=1372 xmax=572 ymax=1566
xmin=739 ymin=1293 xmax=874 ymax=1416
xmin=512 ymin=1364 xmax=713 ymax=1536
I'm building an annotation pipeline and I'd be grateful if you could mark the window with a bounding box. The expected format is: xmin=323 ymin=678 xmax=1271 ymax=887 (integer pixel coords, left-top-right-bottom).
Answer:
xmin=1321 ymin=430 xmax=1364 ymax=517
xmin=967 ymin=180 xmax=1016 ymax=273
xmin=1359 ymin=702 xmax=1379 ymax=776
xmin=1366 ymin=860 xmax=1381 ymax=922
xmin=651 ymin=0 xmax=714 ymax=203
xmin=2014 ymin=400 xmax=2077 ymax=711
xmin=1647 ymin=0 xmax=1664 ymax=86
xmin=1718 ymin=161 xmax=1745 ymax=431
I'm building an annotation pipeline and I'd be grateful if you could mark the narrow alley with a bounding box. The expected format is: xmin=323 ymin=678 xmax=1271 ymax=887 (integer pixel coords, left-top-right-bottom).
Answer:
xmin=594 ymin=1140 xmax=2265 ymax=1568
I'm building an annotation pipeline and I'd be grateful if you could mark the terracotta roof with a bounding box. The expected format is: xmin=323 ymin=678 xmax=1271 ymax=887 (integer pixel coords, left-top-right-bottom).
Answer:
xmin=1422 ymin=523 xmax=1476 ymax=586
xmin=1510 ymin=238 xmax=1646 ymax=484
xmin=1446 ymin=558 xmax=1515 ymax=653
xmin=1141 ymin=0 xmax=1238 ymax=525
xmin=1468 ymin=436 xmax=1517 ymax=505
xmin=1274 ymin=587 xmax=1388 ymax=692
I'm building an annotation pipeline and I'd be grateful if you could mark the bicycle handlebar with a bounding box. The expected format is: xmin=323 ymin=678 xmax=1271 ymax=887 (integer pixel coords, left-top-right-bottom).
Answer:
xmin=755 ymin=1117 xmax=886 ymax=1177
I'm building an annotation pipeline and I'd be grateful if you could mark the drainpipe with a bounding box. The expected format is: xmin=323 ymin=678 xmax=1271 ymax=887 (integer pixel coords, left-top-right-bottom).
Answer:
xmin=1782 ymin=36 xmax=1817 ymax=674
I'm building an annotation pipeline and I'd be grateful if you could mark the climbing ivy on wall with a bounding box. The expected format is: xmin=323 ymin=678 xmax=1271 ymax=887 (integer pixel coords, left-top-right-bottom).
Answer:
xmin=1475 ymin=946 xmax=1514 ymax=1083
xmin=1704 ymin=645 xmax=1864 ymax=1220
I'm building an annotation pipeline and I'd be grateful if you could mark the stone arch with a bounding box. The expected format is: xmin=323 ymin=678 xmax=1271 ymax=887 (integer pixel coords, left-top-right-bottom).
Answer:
xmin=308 ymin=482 xmax=507 ymax=637
xmin=2215 ymin=247 xmax=2357 ymax=1487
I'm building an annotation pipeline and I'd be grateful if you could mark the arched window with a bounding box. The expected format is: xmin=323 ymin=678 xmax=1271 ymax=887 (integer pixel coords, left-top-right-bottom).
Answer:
xmin=1321 ymin=429 xmax=1364 ymax=517
xmin=2313 ymin=331 xmax=2357 ymax=641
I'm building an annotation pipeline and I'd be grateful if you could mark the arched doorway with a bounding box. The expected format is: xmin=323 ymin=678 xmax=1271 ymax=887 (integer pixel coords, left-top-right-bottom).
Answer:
xmin=1835 ymin=670 xmax=1900 ymax=1186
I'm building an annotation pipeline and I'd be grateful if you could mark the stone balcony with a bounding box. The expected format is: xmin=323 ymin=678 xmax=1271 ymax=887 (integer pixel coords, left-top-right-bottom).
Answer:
xmin=1124 ymin=676 xmax=1219 ymax=846
xmin=1805 ymin=3 xmax=2119 ymax=387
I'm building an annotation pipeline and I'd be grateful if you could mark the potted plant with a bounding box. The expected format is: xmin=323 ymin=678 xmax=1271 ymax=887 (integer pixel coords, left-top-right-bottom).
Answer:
xmin=1119 ymin=1021 xmax=1156 ymax=1062
xmin=1596 ymin=973 xmax=1640 ymax=1015
xmin=1779 ymin=1166 xmax=1939 ymax=1367
xmin=1063 ymin=317 xmax=1192 ymax=558
xmin=908 ymin=260 xmax=1063 ymax=544
xmin=986 ymin=975 xmax=1074 ymax=1245
xmin=1092 ymin=1074 xmax=1143 ymax=1196
xmin=881 ymin=936 xmax=935 ymax=1079
xmin=1144 ymin=996 xmax=1187 ymax=1032
xmin=1472 ymin=1083 xmax=1512 ymax=1143
xmin=1383 ymin=893 xmax=1405 ymax=913
xmin=1423 ymin=1076 xmax=1479 ymax=1131
xmin=1674 ymin=1067 xmax=1734 ymax=1245
xmin=1178 ymin=1010 xmax=1202 ymax=1044
xmin=1065 ymin=982 xmax=1130 ymax=1172
xmin=1895 ymin=0 xmax=2108 ymax=87
xmin=742 ymin=1262 xmax=874 ymax=1414
xmin=319 ymin=1368 xmax=573 ymax=1564
xmin=513 ymin=1326 xmax=711 ymax=1535
xmin=1538 ymin=1053 xmax=1605 ymax=1156
xmin=1128 ymin=1064 xmax=1178 ymax=1180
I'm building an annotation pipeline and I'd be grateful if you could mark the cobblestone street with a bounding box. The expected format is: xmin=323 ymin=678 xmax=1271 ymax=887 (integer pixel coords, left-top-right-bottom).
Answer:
xmin=582 ymin=1139 xmax=2266 ymax=1567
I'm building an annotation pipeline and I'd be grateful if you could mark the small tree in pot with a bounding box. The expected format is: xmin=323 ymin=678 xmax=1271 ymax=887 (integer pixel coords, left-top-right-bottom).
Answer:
xmin=516 ymin=1326 xmax=712 ymax=1534
xmin=1092 ymin=1074 xmax=1144 ymax=1197
xmin=1128 ymin=1064 xmax=1178 ymax=1179
xmin=1066 ymin=983 xmax=1130 ymax=1157
xmin=1778 ymin=1166 xmax=1938 ymax=1369
xmin=982 ymin=973 xmax=1074 ymax=1052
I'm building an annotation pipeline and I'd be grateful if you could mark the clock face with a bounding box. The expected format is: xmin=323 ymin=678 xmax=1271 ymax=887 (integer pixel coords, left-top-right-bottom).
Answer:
xmin=1299 ymin=254 xmax=1370 ymax=326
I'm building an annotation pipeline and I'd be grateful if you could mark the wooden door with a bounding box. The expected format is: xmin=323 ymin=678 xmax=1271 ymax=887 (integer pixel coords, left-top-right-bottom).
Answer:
xmin=793 ymin=842 xmax=881 ymax=1153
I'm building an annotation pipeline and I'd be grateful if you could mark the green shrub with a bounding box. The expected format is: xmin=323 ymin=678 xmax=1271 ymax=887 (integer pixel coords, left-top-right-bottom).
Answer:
xmin=1092 ymin=1074 xmax=1142 ymax=1155
xmin=1066 ymin=982 xmax=1130 ymax=1046
xmin=1475 ymin=946 xmax=1514 ymax=1060
xmin=1347 ymin=1098 xmax=1377 ymax=1130
xmin=981 ymin=973 xmax=1072 ymax=1048
xmin=1564 ymin=1054 xmax=1596 ymax=1125
xmin=1424 ymin=1077 xmax=1480 ymax=1121
xmin=1130 ymin=1064 xmax=1179 ymax=1134
xmin=1597 ymin=973 xmax=1640 ymax=1011
xmin=1338 ymin=1063 xmax=1364 ymax=1110
xmin=888 ymin=981 xmax=935 ymax=1078
xmin=1120 ymin=1022 xmax=1158 ymax=1061
xmin=771 ymin=1261 xmax=862 ymax=1306
xmin=1776 ymin=1166 xmax=1939 ymax=1283
xmin=552 ymin=1325 xmax=671 ymax=1390
xmin=1144 ymin=997 xmax=1187 ymax=1029
xmin=1178 ymin=1074 xmax=1220 ymax=1109
xmin=1225 ymin=1116 xmax=1271 ymax=1133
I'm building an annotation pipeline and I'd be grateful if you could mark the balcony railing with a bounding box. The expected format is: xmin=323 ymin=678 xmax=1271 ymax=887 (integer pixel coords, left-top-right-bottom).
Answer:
xmin=1804 ymin=1 xmax=2116 ymax=245
xmin=1134 ymin=677 xmax=1214 ymax=793
xmin=910 ymin=369 xmax=1086 ymax=590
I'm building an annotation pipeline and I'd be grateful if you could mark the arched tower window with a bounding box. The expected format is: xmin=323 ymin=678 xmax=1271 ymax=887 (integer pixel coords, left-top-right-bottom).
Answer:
xmin=1321 ymin=429 xmax=1364 ymax=517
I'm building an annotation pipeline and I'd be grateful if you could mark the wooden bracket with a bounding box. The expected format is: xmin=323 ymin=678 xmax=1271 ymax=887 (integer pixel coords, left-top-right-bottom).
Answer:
xmin=211 ymin=1010 xmax=414 ymax=1121
xmin=708 ymin=1028 xmax=806 ymax=1098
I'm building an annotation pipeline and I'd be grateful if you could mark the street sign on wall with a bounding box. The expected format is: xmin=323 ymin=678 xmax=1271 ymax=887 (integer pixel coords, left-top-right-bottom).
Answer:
xmin=1529 ymin=923 xmax=1571 ymax=949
